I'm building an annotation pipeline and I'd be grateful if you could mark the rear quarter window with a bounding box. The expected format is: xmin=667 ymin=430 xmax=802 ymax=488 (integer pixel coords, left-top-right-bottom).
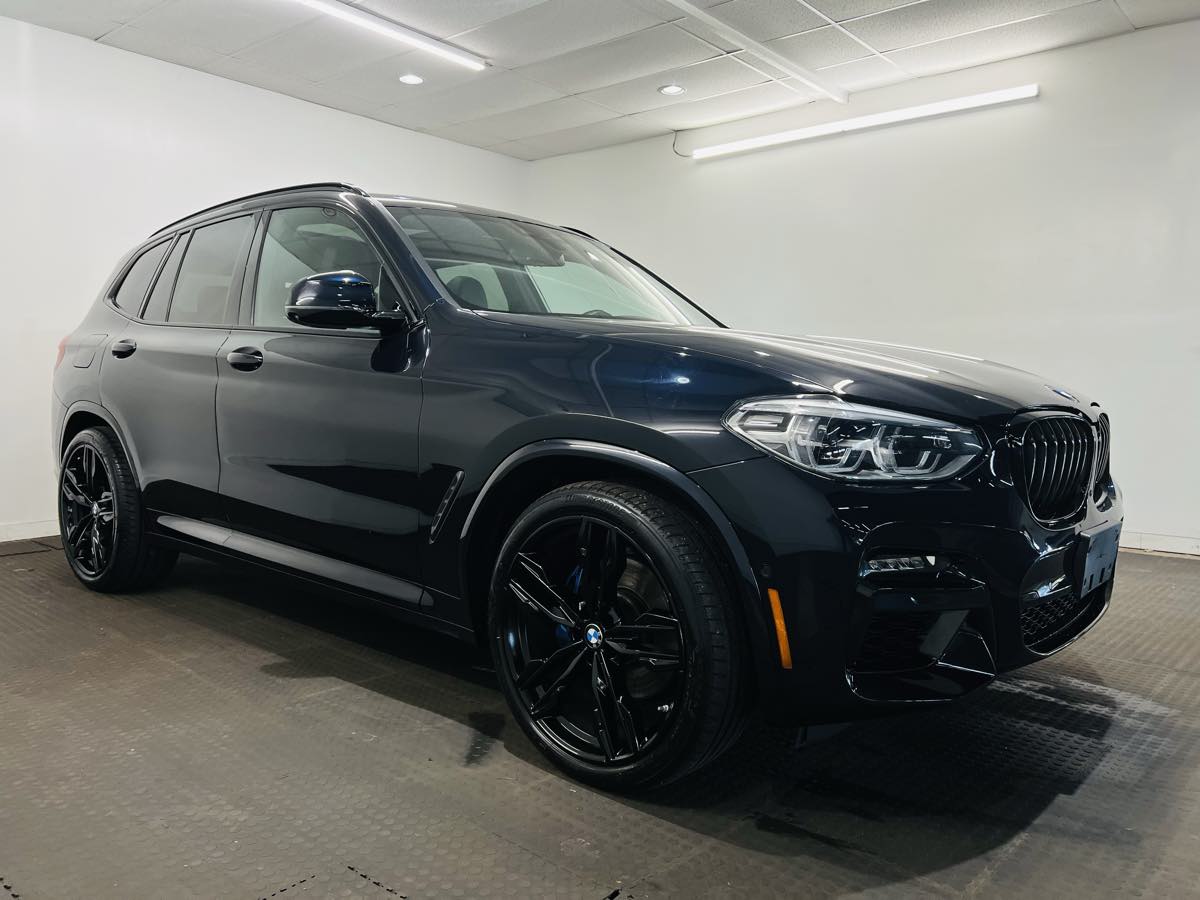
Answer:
xmin=112 ymin=242 xmax=169 ymax=312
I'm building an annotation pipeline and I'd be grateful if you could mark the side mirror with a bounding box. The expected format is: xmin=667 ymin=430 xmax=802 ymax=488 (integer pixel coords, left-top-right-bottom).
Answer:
xmin=286 ymin=270 xmax=377 ymax=329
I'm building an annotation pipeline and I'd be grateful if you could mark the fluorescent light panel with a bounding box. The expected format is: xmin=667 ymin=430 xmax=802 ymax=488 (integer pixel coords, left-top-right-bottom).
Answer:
xmin=692 ymin=84 xmax=1039 ymax=159
xmin=292 ymin=0 xmax=487 ymax=71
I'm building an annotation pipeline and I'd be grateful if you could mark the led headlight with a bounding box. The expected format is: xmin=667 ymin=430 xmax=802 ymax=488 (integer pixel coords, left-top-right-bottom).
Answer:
xmin=723 ymin=395 xmax=984 ymax=482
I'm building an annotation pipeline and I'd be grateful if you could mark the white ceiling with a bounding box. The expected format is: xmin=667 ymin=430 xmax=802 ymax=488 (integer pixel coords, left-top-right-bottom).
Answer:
xmin=2 ymin=0 xmax=1198 ymax=159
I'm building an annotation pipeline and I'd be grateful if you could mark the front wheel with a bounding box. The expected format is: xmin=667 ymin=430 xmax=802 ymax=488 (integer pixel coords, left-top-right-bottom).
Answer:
xmin=489 ymin=481 xmax=747 ymax=789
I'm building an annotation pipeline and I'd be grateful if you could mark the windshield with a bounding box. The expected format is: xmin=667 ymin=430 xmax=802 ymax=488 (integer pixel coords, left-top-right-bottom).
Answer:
xmin=387 ymin=206 xmax=719 ymax=327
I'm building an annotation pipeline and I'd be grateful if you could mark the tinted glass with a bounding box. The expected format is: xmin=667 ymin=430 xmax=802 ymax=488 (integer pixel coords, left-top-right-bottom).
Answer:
xmin=112 ymin=242 xmax=168 ymax=311
xmin=142 ymin=235 xmax=186 ymax=322
xmin=388 ymin=206 xmax=717 ymax=326
xmin=434 ymin=261 xmax=508 ymax=311
xmin=166 ymin=216 xmax=253 ymax=324
xmin=254 ymin=207 xmax=394 ymax=328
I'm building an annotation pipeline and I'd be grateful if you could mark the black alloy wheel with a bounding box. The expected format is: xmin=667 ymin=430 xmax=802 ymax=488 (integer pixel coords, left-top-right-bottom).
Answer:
xmin=491 ymin=481 xmax=747 ymax=789
xmin=501 ymin=515 xmax=685 ymax=765
xmin=60 ymin=441 xmax=116 ymax=578
xmin=58 ymin=427 xmax=178 ymax=592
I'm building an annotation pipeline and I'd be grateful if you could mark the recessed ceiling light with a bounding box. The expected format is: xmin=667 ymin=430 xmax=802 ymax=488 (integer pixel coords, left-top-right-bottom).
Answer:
xmin=398 ymin=73 xmax=424 ymax=85
xmin=290 ymin=0 xmax=486 ymax=71
xmin=658 ymin=84 xmax=685 ymax=96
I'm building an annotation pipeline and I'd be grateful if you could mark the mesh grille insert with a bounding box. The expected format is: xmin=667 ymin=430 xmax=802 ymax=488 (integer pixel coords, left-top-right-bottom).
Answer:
xmin=852 ymin=612 xmax=940 ymax=672
xmin=1020 ymin=591 xmax=1094 ymax=652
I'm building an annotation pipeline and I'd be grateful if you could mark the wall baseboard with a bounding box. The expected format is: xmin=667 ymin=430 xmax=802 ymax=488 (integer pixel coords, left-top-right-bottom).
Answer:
xmin=0 ymin=520 xmax=58 ymax=543
xmin=1120 ymin=531 xmax=1200 ymax=557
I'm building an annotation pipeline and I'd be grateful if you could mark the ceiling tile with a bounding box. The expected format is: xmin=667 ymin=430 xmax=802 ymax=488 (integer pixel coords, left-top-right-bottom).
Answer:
xmin=805 ymin=1 xmax=912 ymax=22
xmin=767 ymin=24 xmax=873 ymax=68
xmin=705 ymin=0 xmax=826 ymax=40
xmin=0 ymin=0 xmax=124 ymax=38
xmin=1113 ymin=0 xmax=1200 ymax=26
xmin=374 ymin=70 xmax=562 ymax=130
xmin=845 ymin=0 xmax=1090 ymax=53
xmin=425 ymin=120 xmax=509 ymax=148
xmin=729 ymin=50 xmax=792 ymax=78
xmin=817 ymin=54 xmax=910 ymax=90
xmin=318 ymin=49 xmax=483 ymax=104
xmin=81 ymin=0 xmax=166 ymax=21
xmin=628 ymin=78 xmax=811 ymax=129
xmin=99 ymin=23 xmax=223 ymax=68
xmin=514 ymin=23 xmax=719 ymax=94
xmin=0 ymin=0 xmax=166 ymax=27
xmin=465 ymin=96 xmax=619 ymax=141
xmin=124 ymin=0 xmax=320 ymax=56
xmin=233 ymin=13 xmax=416 ymax=83
xmin=453 ymin=0 xmax=665 ymax=67
xmin=486 ymin=141 xmax=547 ymax=161
xmin=348 ymin=0 xmax=546 ymax=38
xmin=201 ymin=54 xmax=317 ymax=95
xmin=886 ymin=0 xmax=1133 ymax=75
xmin=287 ymin=81 xmax=387 ymax=117
xmin=580 ymin=55 xmax=768 ymax=115
xmin=495 ymin=116 xmax=671 ymax=159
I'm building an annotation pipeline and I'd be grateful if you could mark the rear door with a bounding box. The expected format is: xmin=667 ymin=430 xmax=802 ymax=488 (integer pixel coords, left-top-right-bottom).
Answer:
xmin=215 ymin=203 xmax=426 ymax=595
xmin=100 ymin=213 xmax=256 ymax=521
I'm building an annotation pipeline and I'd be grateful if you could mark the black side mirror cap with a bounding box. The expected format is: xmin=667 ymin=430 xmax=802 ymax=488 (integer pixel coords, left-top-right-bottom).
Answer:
xmin=286 ymin=271 xmax=378 ymax=329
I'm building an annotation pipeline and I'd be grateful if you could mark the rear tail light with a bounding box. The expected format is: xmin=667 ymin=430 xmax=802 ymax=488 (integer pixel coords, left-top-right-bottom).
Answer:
xmin=55 ymin=335 xmax=69 ymax=369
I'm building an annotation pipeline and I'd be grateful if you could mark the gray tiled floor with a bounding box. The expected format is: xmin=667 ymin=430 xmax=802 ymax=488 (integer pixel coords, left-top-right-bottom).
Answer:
xmin=1 ymin=544 xmax=1197 ymax=898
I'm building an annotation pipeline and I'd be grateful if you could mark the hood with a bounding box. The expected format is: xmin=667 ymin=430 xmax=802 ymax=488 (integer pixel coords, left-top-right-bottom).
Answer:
xmin=547 ymin=318 xmax=1098 ymax=424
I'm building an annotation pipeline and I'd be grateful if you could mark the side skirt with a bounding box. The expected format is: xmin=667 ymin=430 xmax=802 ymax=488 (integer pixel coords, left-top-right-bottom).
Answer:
xmin=148 ymin=513 xmax=474 ymax=643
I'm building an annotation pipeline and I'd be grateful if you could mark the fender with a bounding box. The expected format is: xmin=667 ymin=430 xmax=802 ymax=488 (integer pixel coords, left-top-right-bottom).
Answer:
xmin=460 ymin=438 xmax=763 ymax=614
xmin=59 ymin=400 xmax=140 ymax=475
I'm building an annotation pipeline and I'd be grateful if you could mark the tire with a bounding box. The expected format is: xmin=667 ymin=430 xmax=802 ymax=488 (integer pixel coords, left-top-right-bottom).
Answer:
xmin=58 ymin=426 xmax=178 ymax=592
xmin=489 ymin=480 xmax=747 ymax=790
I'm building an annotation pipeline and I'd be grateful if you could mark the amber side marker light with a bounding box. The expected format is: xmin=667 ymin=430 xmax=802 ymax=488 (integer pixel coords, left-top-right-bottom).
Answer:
xmin=766 ymin=588 xmax=793 ymax=669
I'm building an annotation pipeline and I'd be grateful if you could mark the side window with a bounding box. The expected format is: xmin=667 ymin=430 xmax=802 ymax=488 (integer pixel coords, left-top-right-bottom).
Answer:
xmin=432 ymin=262 xmax=509 ymax=311
xmin=254 ymin=207 xmax=395 ymax=328
xmin=112 ymin=242 xmax=168 ymax=311
xmin=166 ymin=215 xmax=254 ymax=325
xmin=142 ymin=235 xmax=187 ymax=322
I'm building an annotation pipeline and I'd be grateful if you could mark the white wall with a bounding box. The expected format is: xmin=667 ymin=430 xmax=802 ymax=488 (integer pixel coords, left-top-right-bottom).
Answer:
xmin=0 ymin=16 xmax=529 ymax=540
xmin=527 ymin=22 xmax=1200 ymax=555
xmin=3 ymin=16 xmax=1197 ymax=554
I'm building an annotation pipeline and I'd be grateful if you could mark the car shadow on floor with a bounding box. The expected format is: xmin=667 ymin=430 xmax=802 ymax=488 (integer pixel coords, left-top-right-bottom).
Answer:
xmin=110 ymin=554 xmax=1139 ymax=884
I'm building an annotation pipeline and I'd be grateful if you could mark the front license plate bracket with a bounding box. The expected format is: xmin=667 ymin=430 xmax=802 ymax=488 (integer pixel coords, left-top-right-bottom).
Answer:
xmin=1075 ymin=521 xmax=1121 ymax=596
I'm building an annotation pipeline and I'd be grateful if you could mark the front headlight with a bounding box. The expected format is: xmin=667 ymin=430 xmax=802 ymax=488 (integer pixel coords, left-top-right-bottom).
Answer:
xmin=723 ymin=395 xmax=984 ymax=482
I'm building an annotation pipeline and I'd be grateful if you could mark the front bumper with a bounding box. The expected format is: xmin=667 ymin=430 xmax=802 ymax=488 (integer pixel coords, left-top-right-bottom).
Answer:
xmin=690 ymin=452 xmax=1123 ymax=725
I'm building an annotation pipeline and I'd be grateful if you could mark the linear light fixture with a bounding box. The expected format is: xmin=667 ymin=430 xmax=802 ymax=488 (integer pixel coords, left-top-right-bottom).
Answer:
xmin=692 ymin=83 xmax=1039 ymax=159
xmin=291 ymin=0 xmax=487 ymax=71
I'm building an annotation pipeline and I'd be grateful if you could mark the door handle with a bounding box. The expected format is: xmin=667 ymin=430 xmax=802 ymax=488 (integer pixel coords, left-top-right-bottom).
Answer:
xmin=110 ymin=338 xmax=137 ymax=359
xmin=226 ymin=347 xmax=264 ymax=372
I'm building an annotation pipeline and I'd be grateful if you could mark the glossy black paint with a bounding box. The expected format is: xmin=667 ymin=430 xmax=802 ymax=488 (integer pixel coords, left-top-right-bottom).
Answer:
xmin=287 ymin=270 xmax=378 ymax=329
xmin=53 ymin=183 xmax=1123 ymax=725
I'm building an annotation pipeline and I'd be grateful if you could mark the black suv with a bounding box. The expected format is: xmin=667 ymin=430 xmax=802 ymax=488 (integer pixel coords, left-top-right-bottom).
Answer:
xmin=53 ymin=183 xmax=1122 ymax=788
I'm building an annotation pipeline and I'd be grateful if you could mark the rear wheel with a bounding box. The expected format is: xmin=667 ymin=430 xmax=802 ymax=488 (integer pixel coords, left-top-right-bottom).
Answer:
xmin=59 ymin=427 xmax=177 ymax=592
xmin=489 ymin=481 xmax=746 ymax=789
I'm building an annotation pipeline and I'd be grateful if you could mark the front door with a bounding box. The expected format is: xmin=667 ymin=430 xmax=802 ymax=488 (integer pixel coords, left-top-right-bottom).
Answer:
xmin=215 ymin=204 xmax=425 ymax=594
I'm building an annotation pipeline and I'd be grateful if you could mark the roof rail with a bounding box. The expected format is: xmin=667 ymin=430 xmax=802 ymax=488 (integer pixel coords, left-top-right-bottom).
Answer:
xmin=150 ymin=182 xmax=369 ymax=236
